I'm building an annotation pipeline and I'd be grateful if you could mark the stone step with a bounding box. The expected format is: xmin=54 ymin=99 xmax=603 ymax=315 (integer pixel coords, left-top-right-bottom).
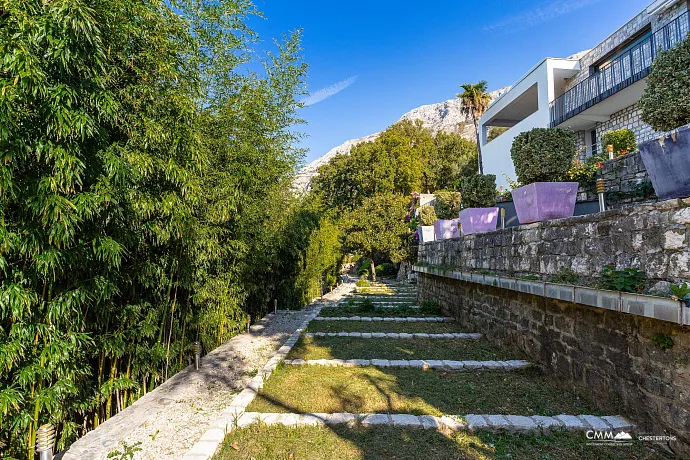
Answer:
xmin=283 ymin=358 xmax=531 ymax=371
xmin=313 ymin=316 xmax=453 ymax=322
xmin=326 ymin=304 xmax=420 ymax=308
xmin=230 ymin=412 xmax=634 ymax=434
xmin=304 ymin=332 xmax=482 ymax=339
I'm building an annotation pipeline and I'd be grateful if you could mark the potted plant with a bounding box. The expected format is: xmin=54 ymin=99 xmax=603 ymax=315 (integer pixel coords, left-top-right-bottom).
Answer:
xmin=458 ymin=174 xmax=499 ymax=234
xmin=417 ymin=206 xmax=437 ymax=243
xmin=638 ymin=34 xmax=690 ymax=200
xmin=510 ymin=127 xmax=578 ymax=224
xmin=433 ymin=191 xmax=461 ymax=240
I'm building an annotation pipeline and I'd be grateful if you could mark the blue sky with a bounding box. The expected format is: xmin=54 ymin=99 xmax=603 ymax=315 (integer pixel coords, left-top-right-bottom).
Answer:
xmin=250 ymin=0 xmax=651 ymax=166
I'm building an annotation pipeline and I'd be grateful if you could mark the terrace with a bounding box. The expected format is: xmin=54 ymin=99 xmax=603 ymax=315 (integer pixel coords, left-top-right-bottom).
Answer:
xmin=549 ymin=10 xmax=690 ymax=128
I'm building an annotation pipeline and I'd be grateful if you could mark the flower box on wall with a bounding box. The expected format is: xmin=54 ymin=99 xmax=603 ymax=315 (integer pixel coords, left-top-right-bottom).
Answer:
xmin=639 ymin=124 xmax=690 ymax=200
xmin=433 ymin=219 xmax=460 ymax=240
xmin=458 ymin=208 xmax=499 ymax=235
xmin=511 ymin=182 xmax=578 ymax=224
xmin=418 ymin=226 xmax=435 ymax=243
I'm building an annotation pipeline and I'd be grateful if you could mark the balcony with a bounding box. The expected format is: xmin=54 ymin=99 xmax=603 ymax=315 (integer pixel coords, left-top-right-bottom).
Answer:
xmin=549 ymin=11 xmax=690 ymax=128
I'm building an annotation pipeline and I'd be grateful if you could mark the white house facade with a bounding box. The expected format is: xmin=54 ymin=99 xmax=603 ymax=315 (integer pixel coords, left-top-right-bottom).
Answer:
xmin=480 ymin=0 xmax=690 ymax=187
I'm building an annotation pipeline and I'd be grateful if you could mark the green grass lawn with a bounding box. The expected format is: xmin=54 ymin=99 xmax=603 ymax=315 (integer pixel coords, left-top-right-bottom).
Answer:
xmin=212 ymin=424 xmax=669 ymax=460
xmin=287 ymin=336 xmax=521 ymax=361
xmin=246 ymin=366 xmax=600 ymax=416
xmin=308 ymin=320 xmax=465 ymax=334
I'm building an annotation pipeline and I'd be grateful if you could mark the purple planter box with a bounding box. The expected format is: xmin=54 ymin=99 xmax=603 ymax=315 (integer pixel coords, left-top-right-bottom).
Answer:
xmin=511 ymin=182 xmax=578 ymax=224
xmin=433 ymin=219 xmax=460 ymax=240
xmin=639 ymin=123 xmax=690 ymax=200
xmin=458 ymin=208 xmax=499 ymax=235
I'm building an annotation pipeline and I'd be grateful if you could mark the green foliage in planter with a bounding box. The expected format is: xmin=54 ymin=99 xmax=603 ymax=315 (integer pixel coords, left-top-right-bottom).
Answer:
xmin=510 ymin=128 xmax=576 ymax=184
xmin=600 ymin=129 xmax=637 ymax=156
xmin=548 ymin=269 xmax=580 ymax=285
xmin=639 ymin=34 xmax=690 ymax=132
xmin=418 ymin=206 xmax=438 ymax=226
xmin=671 ymin=283 xmax=690 ymax=300
xmin=357 ymin=258 xmax=372 ymax=277
xmin=433 ymin=191 xmax=462 ymax=219
xmin=599 ymin=264 xmax=646 ymax=293
xmin=652 ymin=333 xmax=674 ymax=350
xmin=460 ymin=174 xmax=497 ymax=208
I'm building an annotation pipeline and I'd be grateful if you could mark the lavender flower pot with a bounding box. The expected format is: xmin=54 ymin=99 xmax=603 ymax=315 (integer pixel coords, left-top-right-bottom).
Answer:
xmin=418 ymin=226 xmax=435 ymax=243
xmin=511 ymin=182 xmax=578 ymax=224
xmin=458 ymin=208 xmax=499 ymax=235
xmin=433 ymin=219 xmax=460 ymax=240
xmin=639 ymin=124 xmax=690 ymax=200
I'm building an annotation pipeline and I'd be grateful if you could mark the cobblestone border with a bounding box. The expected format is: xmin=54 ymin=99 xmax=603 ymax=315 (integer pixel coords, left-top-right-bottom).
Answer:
xmin=233 ymin=412 xmax=634 ymax=434
xmin=282 ymin=358 xmax=531 ymax=370
xmin=182 ymin=306 xmax=325 ymax=459
xmin=304 ymin=332 xmax=482 ymax=339
xmin=313 ymin=316 xmax=453 ymax=322
xmin=326 ymin=304 xmax=420 ymax=308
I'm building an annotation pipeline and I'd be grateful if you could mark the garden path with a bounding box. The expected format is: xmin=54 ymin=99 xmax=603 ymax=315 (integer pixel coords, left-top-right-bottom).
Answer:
xmin=59 ymin=283 xmax=354 ymax=460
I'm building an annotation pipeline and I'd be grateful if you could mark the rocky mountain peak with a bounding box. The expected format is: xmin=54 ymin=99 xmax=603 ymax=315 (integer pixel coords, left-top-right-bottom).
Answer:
xmin=294 ymin=87 xmax=510 ymax=192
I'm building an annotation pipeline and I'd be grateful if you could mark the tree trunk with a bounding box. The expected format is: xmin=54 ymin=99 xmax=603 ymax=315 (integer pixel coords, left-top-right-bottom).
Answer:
xmin=473 ymin=113 xmax=484 ymax=175
xmin=370 ymin=258 xmax=376 ymax=282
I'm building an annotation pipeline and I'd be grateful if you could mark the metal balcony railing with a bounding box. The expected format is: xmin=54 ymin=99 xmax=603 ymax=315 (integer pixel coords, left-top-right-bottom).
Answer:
xmin=550 ymin=11 xmax=690 ymax=127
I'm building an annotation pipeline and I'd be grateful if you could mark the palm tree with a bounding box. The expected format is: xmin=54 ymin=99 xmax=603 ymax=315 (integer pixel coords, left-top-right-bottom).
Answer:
xmin=457 ymin=81 xmax=492 ymax=174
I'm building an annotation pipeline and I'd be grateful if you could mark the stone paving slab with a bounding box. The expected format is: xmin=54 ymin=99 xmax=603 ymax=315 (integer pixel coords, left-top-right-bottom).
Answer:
xmin=304 ymin=332 xmax=482 ymax=339
xmin=313 ymin=316 xmax=453 ymax=322
xmin=282 ymin=359 xmax=531 ymax=370
xmin=223 ymin=412 xmax=633 ymax=434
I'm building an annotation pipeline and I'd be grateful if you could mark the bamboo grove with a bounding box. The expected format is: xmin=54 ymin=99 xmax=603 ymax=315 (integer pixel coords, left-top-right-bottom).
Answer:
xmin=0 ymin=1 xmax=331 ymax=457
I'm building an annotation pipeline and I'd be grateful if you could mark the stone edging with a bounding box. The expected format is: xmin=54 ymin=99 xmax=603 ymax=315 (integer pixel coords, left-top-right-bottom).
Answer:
xmin=283 ymin=359 xmax=531 ymax=370
xmin=413 ymin=265 xmax=690 ymax=326
xmin=181 ymin=306 xmax=324 ymax=459
xmin=326 ymin=304 xmax=420 ymax=308
xmin=313 ymin=316 xmax=453 ymax=322
xmin=234 ymin=412 xmax=634 ymax=434
xmin=304 ymin=332 xmax=482 ymax=339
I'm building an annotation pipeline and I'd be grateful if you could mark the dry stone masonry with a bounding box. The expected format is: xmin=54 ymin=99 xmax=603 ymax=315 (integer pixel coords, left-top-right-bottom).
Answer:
xmin=419 ymin=198 xmax=690 ymax=283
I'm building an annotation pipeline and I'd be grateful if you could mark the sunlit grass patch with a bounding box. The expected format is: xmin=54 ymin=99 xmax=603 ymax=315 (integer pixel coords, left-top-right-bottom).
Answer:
xmin=246 ymin=366 xmax=600 ymax=416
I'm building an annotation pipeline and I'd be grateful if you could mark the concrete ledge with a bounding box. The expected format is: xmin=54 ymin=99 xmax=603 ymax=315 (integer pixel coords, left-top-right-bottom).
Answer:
xmin=304 ymin=332 xmax=482 ymax=339
xmin=222 ymin=412 xmax=634 ymax=434
xmin=413 ymin=265 xmax=689 ymax=326
xmin=283 ymin=359 xmax=531 ymax=370
xmin=313 ymin=316 xmax=454 ymax=322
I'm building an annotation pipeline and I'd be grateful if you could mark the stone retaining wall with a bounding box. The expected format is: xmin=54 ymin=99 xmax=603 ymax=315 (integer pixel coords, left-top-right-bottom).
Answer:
xmin=419 ymin=199 xmax=690 ymax=284
xmin=417 ymin=273 xmax=690 ymax=455
xmin=577 ymin=150 xmax=655 ymax=205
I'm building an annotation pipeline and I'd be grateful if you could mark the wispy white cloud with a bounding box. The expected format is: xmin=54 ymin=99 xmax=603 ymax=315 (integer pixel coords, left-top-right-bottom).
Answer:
xmin=484 ymin=0 xmax=605 ymax=32
xmin=301 ymin=76 xmax=358 ymax=107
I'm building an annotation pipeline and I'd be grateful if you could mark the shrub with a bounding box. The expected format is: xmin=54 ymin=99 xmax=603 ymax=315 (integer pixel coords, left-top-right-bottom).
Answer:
xmin=419 ymin=300 xmax=441 ymax=315
xmin=601 ymin=129 xmax=637 ymax=156
xmin=355 ymin=279 xmax=372 ymax=287
xmin=375 ymin=263 xmax=397 ymax=277
xmin=418 ymin=206 xmax=438 ymax=226
xmin=510 ymin=128 xmax=576 ymax=184
xmin=357 ymin=299 xmax=375 ymax=313
xmin=639 ymin=34 xmax=690 ymax=132
xmin=460 ymin=174 xmax=497 ymax=208
xmin=357 ymin=258 xmax=371 ymax=277
xmin=599 ymin=264 xmax=646 ymax=293
xmin=433 ymin=191 xmax=462 ymax=219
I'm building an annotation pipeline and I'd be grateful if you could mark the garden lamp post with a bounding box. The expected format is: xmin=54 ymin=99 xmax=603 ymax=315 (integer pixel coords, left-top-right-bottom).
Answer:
xmin=597 ymin=179 xmax=607 ymax=212
xmin=36 ymin=424 xmax=55 ymax=460
xmin=194 ymin=342 xmax=201 ymax=370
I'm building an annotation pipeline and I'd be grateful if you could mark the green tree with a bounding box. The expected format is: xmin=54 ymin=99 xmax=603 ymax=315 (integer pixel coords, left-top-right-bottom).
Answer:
xmin=457 ymin=81 xmax=492 ymax=175
xmin=0 ymin=0 xmax=307 ymax=456
xmin=340 ymin=195 xmax=409 ymax=281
